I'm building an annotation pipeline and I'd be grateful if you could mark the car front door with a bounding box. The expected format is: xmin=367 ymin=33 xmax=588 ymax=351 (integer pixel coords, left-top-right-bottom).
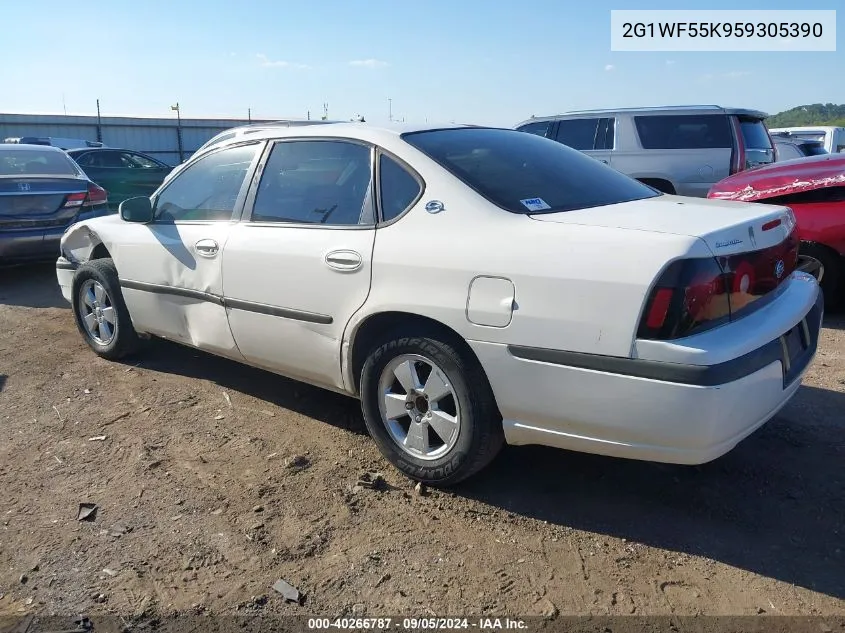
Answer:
xmin=113 ymin=141 xmax=263 ymax=358
xmin=221 ymin=138 xmax=377 ymax=391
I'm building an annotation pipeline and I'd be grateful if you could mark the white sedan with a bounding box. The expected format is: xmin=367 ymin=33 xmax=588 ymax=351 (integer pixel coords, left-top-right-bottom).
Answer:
xmin=55 ymin=123 xmax=823 ymax=485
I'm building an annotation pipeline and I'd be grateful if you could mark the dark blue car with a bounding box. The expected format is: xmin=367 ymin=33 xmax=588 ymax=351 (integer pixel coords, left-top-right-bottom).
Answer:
xmin=0 ymin=144 xmax=111 ymax=264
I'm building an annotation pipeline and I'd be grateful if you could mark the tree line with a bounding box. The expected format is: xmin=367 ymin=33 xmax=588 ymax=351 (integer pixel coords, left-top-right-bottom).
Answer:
xmin=766 ymin=103 xmax=845 ymax=128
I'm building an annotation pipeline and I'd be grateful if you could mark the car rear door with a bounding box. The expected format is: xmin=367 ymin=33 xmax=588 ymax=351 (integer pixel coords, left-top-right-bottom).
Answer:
xmin=113 ymin=141 xmax=263 ymax=358
xmin=221 ymin=137 xmax=376 ymax=392
xmin=552 ymin=117 xmax=613 ymax=165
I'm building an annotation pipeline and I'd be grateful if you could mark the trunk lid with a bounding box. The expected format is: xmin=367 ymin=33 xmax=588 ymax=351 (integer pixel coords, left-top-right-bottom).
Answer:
xmin=0 ymin=177 xmax=87 ymax=228
xmin=528 ymin=194 xmax=794 ymax=256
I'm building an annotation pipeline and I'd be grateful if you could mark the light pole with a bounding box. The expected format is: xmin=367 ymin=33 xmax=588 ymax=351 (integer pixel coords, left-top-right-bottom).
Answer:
xmin=171 ymin=102 xmax=183 ymax=163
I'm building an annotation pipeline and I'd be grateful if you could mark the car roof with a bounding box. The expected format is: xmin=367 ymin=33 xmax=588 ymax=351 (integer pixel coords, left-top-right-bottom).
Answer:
xmin=515 ymin=105 xmax=768 ymax=127
xmin=0 ymin=143 xmax=66 ymax=153
xmin=708 ymin=153 xmax=845 ymax=201
xmin=194 ymin=121 xmax=485 ymax=153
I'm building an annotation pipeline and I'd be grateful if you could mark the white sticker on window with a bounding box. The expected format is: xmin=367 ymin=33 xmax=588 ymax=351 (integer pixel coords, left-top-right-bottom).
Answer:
xmin=519 ymin=197 xmax=552 ymax=212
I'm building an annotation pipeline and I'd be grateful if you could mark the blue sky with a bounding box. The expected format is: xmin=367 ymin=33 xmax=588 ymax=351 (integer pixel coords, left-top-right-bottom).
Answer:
xmin=1 ymin=0 xmax=841 ymax=125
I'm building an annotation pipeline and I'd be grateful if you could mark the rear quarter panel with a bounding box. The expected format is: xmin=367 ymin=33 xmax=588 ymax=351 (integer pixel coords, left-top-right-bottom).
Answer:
xmin=350 ymin=144 xmax=708 ymax=360
xmin=792 ymin=201 xmax=845 ymax=255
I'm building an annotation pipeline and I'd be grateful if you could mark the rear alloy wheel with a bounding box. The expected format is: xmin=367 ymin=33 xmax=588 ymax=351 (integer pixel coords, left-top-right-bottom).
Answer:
xmin=72 ymin=258 xmax=140 ymax=359
xmin=360 ymin=331 xmax=504 ymax=486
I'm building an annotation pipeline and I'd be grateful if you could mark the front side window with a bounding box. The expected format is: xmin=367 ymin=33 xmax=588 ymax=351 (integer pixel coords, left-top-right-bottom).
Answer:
xmin=403 ymin=127 xmax=659 ymax=214
xmin=379 ymin=154 xmax=421 ymax=222
xmin=555 ymin=118 xmax=602 ymax=150
xmin=121 ymin=152 xmax=165 ymax=169
xmin=154 ymin=143 xmax=260 ymax=222
xmin=251 ymin=140 xmax=374 ymax=226
xmin=634 ymin=114 xmax=732 ymax=149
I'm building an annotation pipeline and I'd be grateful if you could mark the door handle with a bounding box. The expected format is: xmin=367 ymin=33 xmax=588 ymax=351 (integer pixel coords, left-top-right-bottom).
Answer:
xmin=325 ymin=250 xmax=362 ymax=271
xmin=195 ymin=238 xmax=219 ymax=257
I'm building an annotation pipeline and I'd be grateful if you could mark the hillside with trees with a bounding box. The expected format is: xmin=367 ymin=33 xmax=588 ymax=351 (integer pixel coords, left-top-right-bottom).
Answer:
xmin=766 ymin=103 xmax=845 ymax=127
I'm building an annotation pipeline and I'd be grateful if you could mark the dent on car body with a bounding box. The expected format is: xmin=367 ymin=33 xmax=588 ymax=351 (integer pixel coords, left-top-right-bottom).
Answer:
xmin=711 ymin=173 xmax=845 ymax=202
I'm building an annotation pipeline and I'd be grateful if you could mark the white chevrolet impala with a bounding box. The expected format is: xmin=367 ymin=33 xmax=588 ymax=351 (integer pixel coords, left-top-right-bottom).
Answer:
xmin=56 ymin=123 xmax=823 ymax=485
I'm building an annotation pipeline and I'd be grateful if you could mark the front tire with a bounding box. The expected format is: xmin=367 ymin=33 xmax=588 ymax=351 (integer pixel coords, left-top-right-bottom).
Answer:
xmin=71 ymin=258 xmax=140 ymax=360
xmin=359 ymin=329 xmax=504 ymax=486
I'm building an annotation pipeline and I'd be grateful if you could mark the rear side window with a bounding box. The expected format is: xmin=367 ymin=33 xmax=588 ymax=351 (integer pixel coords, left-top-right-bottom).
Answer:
xmin=555 ymin=118 xmax=602 ymax=150
xmin=516 ymin=121 xmax=550 ymax=137
xmin=634 ymin=114 xmax=732 ymax=149
xmin=251 ymin=140 xmax=374 ymax=226
xmin=402 ymin=127 xmax=659 ymax=214
xmin=379 ymin=154 xmax=421 ymax=222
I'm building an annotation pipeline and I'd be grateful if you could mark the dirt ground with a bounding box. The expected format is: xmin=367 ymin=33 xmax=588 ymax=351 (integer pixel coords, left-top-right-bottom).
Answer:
xmin=0 ymin=264 xmax=843 ymax=622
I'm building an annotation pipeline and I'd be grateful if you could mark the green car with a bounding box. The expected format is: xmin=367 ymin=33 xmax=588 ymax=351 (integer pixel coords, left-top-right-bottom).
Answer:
xmin=66 ymin=148 xmax=173 ymax=208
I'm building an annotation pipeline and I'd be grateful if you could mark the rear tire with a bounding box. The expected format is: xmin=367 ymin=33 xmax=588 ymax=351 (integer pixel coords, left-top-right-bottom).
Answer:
xmin=800 ymin=242 xmax=843 ymax=310
xmin=359 ymin=327 xmax=504 ymax=486
xmin=71 ymin=258 xmax=140 ymax=360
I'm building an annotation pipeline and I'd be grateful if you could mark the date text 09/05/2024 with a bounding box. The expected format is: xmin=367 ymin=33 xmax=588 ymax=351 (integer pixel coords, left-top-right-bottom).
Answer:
xmin=307 ymin=617 xmax=529 ymax=630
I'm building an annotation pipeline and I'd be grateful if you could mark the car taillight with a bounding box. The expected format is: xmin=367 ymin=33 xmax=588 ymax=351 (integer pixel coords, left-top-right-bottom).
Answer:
xmin=729 ymin=116 xmax=746 ymax=175
xmin=638 ymin=257 xmax=730 ymax=340
xmin=84 ymin=183 xmax=108 ymax=206
xmin=62 ymin=184 xmax=108 ymax=209
xmin=63 ymin=192 xmax=87 ymax=208
xmin=639 ymin=227 xmax=800 ymax=341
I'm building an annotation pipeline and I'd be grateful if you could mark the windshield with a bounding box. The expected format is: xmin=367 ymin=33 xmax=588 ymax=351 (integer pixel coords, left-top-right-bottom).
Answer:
xmin=402 ymin=127 xmax=659 ymax=214
xmin=0 ymin=148 xmax=79 ymax=176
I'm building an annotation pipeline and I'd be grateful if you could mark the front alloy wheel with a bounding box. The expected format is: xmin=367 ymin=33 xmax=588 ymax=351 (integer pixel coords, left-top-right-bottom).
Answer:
xmin=78 ymin=279 xmax=117 ymax=346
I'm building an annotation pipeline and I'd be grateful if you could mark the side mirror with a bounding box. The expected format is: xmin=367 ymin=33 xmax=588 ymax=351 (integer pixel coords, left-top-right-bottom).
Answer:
xmin=119 ymin=196 xmax=153 ymax=223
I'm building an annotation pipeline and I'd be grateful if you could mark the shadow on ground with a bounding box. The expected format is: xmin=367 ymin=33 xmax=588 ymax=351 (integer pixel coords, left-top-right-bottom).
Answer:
xmin=5 ymin=261 xmax=844 ymax=601
xmin=456 ymin=384 xmax=845 ymax=601
xmin=124 ymin=337 xmax=367 ymax=436
xmin=0 ymin=263 xmax=67 ymax=309
xmin=126 ymin=335 xmax=844 ymax=601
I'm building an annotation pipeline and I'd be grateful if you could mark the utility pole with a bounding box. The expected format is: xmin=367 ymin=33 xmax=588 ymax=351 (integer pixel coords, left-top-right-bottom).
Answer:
xmin=96 ymin=99 xmax=102 ymax=143
xmin=322 ymin=103 xmax=329 ymax=120
xmin=248 ymin=108 xmax=251 ymax=123
xmin=171 ymin=102 xmax=183 ymax=163
xmin=388 ymin=98 xmax=392 ymax=122
xmin=307 ymin=110 xmax=310 ymax=120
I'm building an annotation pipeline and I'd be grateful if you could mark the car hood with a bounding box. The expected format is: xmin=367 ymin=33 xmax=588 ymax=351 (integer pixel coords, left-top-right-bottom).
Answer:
xmin=707 ymin=153 xmax=845 ymax=202
xmin=528 ymin=194 xmax=794 ymax=256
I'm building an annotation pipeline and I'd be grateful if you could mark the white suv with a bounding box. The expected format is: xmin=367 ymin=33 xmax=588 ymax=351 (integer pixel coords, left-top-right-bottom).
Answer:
xmin=516 ymin=105 xmax=776 ymax=197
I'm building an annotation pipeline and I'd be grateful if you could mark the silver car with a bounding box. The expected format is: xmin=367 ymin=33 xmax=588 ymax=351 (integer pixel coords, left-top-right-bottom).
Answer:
xmin=515 ymin=105 xmax=775 ymax=197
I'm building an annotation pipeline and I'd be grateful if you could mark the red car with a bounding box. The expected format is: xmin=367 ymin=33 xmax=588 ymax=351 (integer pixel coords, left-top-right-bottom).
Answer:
xmin=708 ymin=153 xmax=845 ymax=308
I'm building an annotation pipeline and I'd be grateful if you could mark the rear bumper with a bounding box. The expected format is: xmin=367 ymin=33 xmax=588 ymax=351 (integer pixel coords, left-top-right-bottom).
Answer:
xmin=471 ymin=273 xmax=823 ymax=465
xmin=0 ymin=206 xmax=112 ymax=265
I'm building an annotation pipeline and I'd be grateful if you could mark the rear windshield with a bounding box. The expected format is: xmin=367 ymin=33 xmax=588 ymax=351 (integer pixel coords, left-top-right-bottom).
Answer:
xmin=402 ymin=127 xmax=659 ymax=214
xmin=738 ymin=117 xmax=775 ymax=167
xmin=739 ymin=119 xmax=773 ymax=149
xmin=0 ymin=148 xmax=79 ymax=176
xmin=802 ymin=143 xmax=829 ymax=156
